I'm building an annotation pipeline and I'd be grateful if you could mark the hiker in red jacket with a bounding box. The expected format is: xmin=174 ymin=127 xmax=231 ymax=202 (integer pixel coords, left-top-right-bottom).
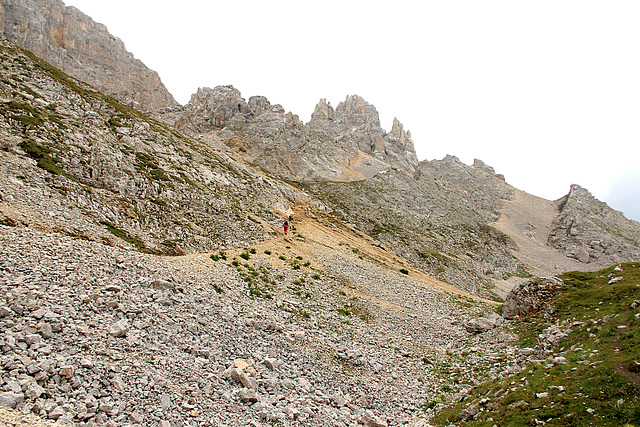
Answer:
xmin=283 ymin=220 xmax=289 ymax=235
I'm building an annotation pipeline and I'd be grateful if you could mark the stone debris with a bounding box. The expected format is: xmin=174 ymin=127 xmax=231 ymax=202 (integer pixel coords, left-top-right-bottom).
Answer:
xmin=0 ymin=225 xmax=528 ymax=426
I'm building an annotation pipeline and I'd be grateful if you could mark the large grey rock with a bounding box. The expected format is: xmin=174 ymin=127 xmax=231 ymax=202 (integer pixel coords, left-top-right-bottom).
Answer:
xmin=361 ymin=409 xmax=388 ymax=427
xmin=109 ymin=320 xmax=129 ymax=337
xmin=0 ymin=392 xmax=24 ymax=408
xmin=465 ymin=312 xmax=504 ymax=333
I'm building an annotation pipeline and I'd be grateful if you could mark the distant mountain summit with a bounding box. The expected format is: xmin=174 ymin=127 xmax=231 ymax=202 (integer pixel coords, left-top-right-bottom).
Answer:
xmin=165 ymin=86 xmax=419 ymax=181
xmin=0 ymin=0 xmax=178 ymax=110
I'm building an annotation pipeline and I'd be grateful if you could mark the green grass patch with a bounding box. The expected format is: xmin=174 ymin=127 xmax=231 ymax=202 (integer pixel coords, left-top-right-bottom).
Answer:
xmin=337 ymin=307 xmax=351 ymax=316
xmin=431 ymin=263 xmax=640 ymax=426
xmin=18 ymin=140 xmax=72 ymax=178
xmin=100 ymin=220 xmax=151 ymax=253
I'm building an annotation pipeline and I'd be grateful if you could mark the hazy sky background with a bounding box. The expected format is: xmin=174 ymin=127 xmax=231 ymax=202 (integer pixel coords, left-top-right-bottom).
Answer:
xmin=65 ymin=0 xmax=640 ymax=221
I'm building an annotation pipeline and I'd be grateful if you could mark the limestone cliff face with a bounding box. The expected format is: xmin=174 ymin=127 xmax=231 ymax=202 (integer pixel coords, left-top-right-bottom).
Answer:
xmin=0 ymin=0 xmax=178 ymax=110
xmin=171 ymin=88 xmax=419 ymax=181
xmin=548 ymin=184 xmax=640 ymax=264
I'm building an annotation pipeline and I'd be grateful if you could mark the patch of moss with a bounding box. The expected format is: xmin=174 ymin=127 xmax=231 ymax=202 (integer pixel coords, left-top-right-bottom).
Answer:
xmin=18 ymin=140 xmax=70 ymax=177
xmin=100 ymin=220 xmax=151 ymax=254
xmin=11 ymin=114 xmax=43 ymax=128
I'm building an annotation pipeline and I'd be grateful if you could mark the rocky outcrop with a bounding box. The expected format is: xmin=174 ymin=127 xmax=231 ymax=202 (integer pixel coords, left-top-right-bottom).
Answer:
xmin=502 ymin=277 xmax=564 ymax=320
xmin=415 ymin=155 xmax=515 ymax=224
xmin=169 ymin=87 xmax=420 ymax=181
xmin=0 ymin=0 xmax=178 ymax=110
xmin=473 ymin=158 xmax=505 ymax=181
xmin=548 ymin=184 xmax=640 ymax=265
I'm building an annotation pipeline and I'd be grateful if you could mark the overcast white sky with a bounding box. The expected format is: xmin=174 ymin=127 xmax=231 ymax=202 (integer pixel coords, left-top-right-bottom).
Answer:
xmin=64 ymin=0 xmax=640 ymax=221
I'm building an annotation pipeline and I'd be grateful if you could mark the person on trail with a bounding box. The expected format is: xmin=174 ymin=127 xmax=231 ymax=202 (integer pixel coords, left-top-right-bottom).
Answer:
xmin=288 ymin=214 xmax=295 ymax=230
xmin=283 ymin=220 xmax=289 ymax=235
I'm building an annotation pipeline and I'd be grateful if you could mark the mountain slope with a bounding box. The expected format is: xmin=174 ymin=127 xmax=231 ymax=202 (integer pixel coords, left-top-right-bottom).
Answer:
xmin=3 ymin=0 xmax=640 ymax=299
xmin=158 ymin=84 xmax=640 ymax=298
xmin=0 ymin=37 xmax=524 ymax=427
xmin=1 ymin=15 xmax=640 ymax=426
xmin=0 ymin=38 xmax=295 ymax=255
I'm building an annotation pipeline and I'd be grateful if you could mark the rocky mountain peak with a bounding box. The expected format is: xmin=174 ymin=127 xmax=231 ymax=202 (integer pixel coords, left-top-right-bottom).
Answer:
xmin=163 ymin=88 xmax=421 ymax=181
xmin=334 ymin=94 xmax=381 ymax=128
xmin=310 ymin=98 xmax=335 ymax=121
xmin=560 ymin=184 xmax=596 ymax=209
xmin=188 ymin=85 xmax=244 ymax=108
xmin=390 ymin=117 xmax=406 ymax=141
xmin=0 ymin=0 xmax=178 ymax=111
xmin=384 ymin=117 xmax=418 ymax=168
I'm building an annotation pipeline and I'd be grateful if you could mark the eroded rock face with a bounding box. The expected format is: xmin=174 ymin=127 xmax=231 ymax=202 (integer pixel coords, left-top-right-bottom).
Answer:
xmin=548 ymin=185 xmax=640 ymax=265
xmin=0 ymin=0 xmax=178 ymax=110
xmin=171 ymin=88 xmax=419 ymax=181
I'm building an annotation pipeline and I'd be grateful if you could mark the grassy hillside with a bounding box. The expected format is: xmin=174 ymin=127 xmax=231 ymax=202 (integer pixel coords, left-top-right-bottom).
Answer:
xmin=431 ymin=262 xmax=640 ymax=426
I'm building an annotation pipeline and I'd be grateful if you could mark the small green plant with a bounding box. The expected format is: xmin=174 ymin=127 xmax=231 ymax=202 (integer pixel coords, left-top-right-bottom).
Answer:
xmin=264 ymin=249 xmax=272 ymax=255
xmin=312 ymin=273 xmax=321 ymax=280
xmin=210 ymin=254 xmax=219 ymax=261
xmin=279 ymin=255 xmax=286 ymax=261
xmin=337 ymin=307 xmax=352 ymax=316
xmin=211 ymin=283 xmax=224 ymax=294
xmin=218 ymin=250 xmax=227 ymax=260
xmin=249 ymin=248 xmax=257 ymax=254
xmin=399 ymin=268 xmax=409 ymax=275
xmin=239 ymin=250 xmax=250 ymax=260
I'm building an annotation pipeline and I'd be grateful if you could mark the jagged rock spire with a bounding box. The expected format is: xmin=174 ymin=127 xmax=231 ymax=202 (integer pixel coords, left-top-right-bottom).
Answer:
xmin=311 ymin=98 xmax=335 ymax=121
xmin=335 ymin=95 xmax=381 ymax=128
